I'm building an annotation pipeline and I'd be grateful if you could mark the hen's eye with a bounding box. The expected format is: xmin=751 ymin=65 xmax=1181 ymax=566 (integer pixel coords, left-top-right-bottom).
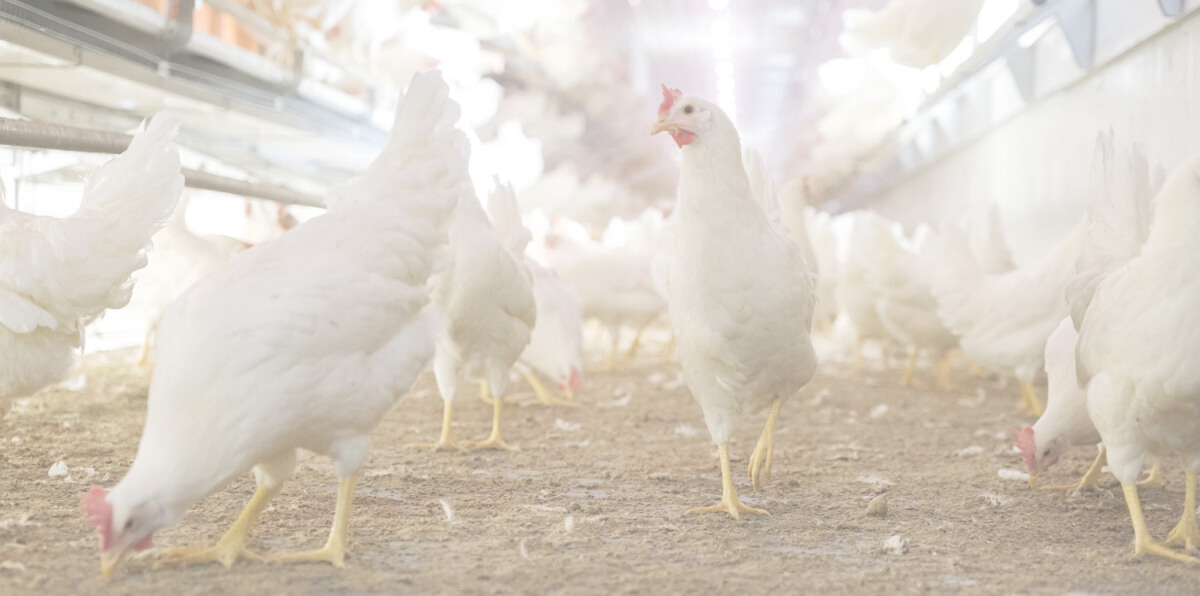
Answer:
xmin=1042 ymin=450 xmax=1050 ymax=457
xmin=125 ymin=518 xmax=134 ymax=530
xmin=683 ymin=105 xmax=694 ymax=114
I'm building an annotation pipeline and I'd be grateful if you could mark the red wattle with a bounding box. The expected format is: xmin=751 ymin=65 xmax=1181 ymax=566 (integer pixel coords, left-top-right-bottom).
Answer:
xmin=671 ymin=130 xmax=696 ymax=148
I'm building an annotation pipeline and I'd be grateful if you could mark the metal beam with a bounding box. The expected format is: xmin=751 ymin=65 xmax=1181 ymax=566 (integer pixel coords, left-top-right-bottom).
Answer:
xmin=0 ymin=117 xmax=324 ymax=207
xmin=1158 ymin=0 xmax=1184 ymax=18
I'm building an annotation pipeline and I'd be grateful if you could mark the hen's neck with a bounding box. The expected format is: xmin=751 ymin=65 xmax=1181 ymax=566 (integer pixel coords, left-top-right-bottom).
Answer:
xmin=676 ymin=130 xmax=764 ymax=230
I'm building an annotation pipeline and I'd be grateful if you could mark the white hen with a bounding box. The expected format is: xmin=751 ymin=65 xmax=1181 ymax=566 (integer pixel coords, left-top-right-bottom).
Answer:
xmin=837 ymin=211 xmax=898 ymax=368
xmin=128 ymin=194 xmax=250 ymax=369
xmin=1073 ymin=148 xmax=1200 ymax=563
xmin=923 ymin=211 xmax=1087 ymax=416
xmin=418 ymin=182 xmax=537 ymax=452
xmin=652 ymin=85 xmax=817 ymax=518
xmin=487 ymin=182 xmax=583 ymax=407
xmin=81 ymin=71 xmax=470 ymax=578
xmin=839 ymin=0 xmax=986 ymax=69
xmin=0 ymin=112 xmax=183 ymax=410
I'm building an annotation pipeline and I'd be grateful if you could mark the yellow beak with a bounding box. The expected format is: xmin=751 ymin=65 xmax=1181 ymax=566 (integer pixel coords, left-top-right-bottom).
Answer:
xmin=1027 ymin=471 xmax=1037 ymax=489
xmin=100 ymin=550 xmax=124 ymax=580
xmin=650 ymin=120 xmax=673 ymax=136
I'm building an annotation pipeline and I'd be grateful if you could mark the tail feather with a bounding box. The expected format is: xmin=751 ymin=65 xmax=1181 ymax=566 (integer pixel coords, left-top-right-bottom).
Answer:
xmin=485 ymin=178 xmax=531 ymax=257
xmin=1066 ymin=132 xmax=1156 ymax=328
xmin=76 ymin=111 xmax=183 ymax=232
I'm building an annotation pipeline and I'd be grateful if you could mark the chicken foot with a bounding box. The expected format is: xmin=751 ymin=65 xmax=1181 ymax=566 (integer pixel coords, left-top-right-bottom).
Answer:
xmin=1017 ymin=379 xmax=1045 ymax=417
xmin=1121 ymin=482 xmax=1199 ymax=564
xmin=1138 ymin=462 xmax=1167 ymax=488
xmin=270 ymin=475 xmax=358 ymax=567
xmin=521 ymin=370 xmax=576 ymax=407
xmin=1164 ymin=471 xmax=1200 ymax=554
xmin=157 ymin=484 xmax=279 ymax=569
xmin=748 ymin=400 xmax=782 ymax=491
xmin=407 ymin=400 xmax=467 ymax=452
xmin=689 ymin=443 xmax=769 ymax=520
xmin=468 ymin=382 xmax=517 ymax=451
xmin=1044 ymin=445 xmax=1107 ymax=492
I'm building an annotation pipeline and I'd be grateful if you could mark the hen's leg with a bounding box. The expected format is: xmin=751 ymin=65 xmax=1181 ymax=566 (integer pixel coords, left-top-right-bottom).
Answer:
xmin=468 ymin=382 xmax=517 ymax=451
xmin=270 ymin=475 xmax=358 ymax=567
xmin=1017 ymin=380 xmax=1044 ymax=416
xmin=688 ymin=443 xmax=769 ymax=520
xmin=407 ymin=399 xmax=466 ymax=452
xmin=747 ymin=400 xmax=782 ymax=491
xmin=605 ymin=327 xmax=621 ymax=371
xmin=624 ymin=323 xmax=647 ymax=362
xmin=477 ymin=381 xmax=495 ymax=405
xmin=158 ymin=452 xmax=295 ymax=569
xmin=1164 ymin=471 xmax=1200 ymax=554
xmin=1121 ymin=482 xmax=1199 ymax=563
xmin=1045 ymin=445 xmax=1107 ymax=492
xmin=900 ymin=349 xmax=920 ymax=387
xmin=134 ymin=324 xmax=155 ymax=369
xmin=1139 ymin=462 xmax=1166 ymax=488
xmin=522 ymin=370 xmax=575 ymax=407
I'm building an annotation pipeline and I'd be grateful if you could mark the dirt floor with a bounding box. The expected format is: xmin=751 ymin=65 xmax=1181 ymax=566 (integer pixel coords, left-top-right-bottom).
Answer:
xmin=2 ymin=345 xmax=1199 ymax=595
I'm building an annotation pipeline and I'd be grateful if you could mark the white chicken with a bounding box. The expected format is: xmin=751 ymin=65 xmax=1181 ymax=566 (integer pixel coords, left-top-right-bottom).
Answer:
xmin=1016 ymin=136 xmax=1162 ymax=492
xmin=652 ymin=85 xmax=817 ymax=518
xmin=0 ymin=112 xmax=183 ymax=410
xmin=414 ymin=182 xmax=537 ymax=452
xmin=839 ymin=0 xmax=986 ymax=69
xmin=486 ymin=182 xmax=583 ymax=407
xmin=923 ymin=212 xmax=1087 ymax=416
xmin=1072 ymin=148 xmax=1200 ymax=563
xmin=545 ymin=220 xmax=666 ymax=370
xmin=80 ymin=71 xmax=470 ymax=578
xmin=837 ymin=211 xmax=898 ymax=368
xmin=129 ymin=195 xmax=250 ymax=369
xmin=868 ymin=232 xmax=958 ymax=389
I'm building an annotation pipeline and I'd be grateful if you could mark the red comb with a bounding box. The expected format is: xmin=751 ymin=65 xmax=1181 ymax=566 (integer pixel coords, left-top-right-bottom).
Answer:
xmin=658 ymin=85 xmax=682 ymax=118
xmin=1013 ymin=427 xmax=1037 ymax=473
xmin=80 ymin=486 xmax=113 ymax=551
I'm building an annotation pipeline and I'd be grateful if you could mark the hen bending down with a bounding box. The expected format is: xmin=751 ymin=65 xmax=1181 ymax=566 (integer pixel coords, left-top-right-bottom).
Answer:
xmin=81 ymin=71 xmax=471 ymax=578
xmin=0 ymin=112 xmax=183 ymax=411
xmin=652 ymin=85 xmax=817 ymax=519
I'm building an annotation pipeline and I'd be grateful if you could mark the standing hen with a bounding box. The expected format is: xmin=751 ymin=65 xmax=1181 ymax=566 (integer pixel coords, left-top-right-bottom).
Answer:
xmin=80 ymin=71 xmax=470 ymax=578
xmin=413 ymin=181 xmax=536 ymax=451
xmin=0 ymin=112 xmax=183 ymax=410
xmin=652 ymin=85 xmax=817 ymax=518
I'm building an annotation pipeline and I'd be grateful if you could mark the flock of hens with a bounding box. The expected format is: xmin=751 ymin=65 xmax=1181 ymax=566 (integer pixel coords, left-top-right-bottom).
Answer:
xmin=0 ymin=0 xmax=1199 ymax=584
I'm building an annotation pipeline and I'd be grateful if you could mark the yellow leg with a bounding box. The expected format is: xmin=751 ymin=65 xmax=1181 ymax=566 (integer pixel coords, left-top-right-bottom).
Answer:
xmin=936 ymin=352 xmax=953 ymax=391
xmin=407 ymin=400 xmax=466 ymax=452
xmin=688 ymin=444 xmax=770 ymax=520
xmin=477 ymin=381 xmax=495 ymax=405
xmin=1017 ymin=380 xmax=1044 ymax=416
xmin=665 ymin=334 xmax=677 ymax=358
xmin=467 ymin=382 xmax=517 ymax=451
xmin=1044 ymin=445 xmax=1107 ymax=492
xmin=605 ymin=329 xmax=620 ymax=372
xmin=624 ymin=324 xmax=647 ymax=362
xmin=969 ymin=358 xmax=987 ymax=378
xmin=158 ymin=484 xmax=279 ymax=569
xmin=1165 ymin=471 xmax=1200 ymax=553
xmin=853 ymin=339 xmax=864 ymax=371
xmin=748 ymin=400 xmax=782 ymax=491
xmin=1121 ymin=482 xmax=1199 ymax=564
xmin=134 ymin=325 xmax=154 ymax=370
xmin=900 ymin=349 xmax=919 ymax=387
xmin=270 ymin=475 xmax=357 ymax=567
xmin=521 ymin=370 xmax=576 ymax=407
xmin=1139 ymin=462 xmax=1166 ymax=488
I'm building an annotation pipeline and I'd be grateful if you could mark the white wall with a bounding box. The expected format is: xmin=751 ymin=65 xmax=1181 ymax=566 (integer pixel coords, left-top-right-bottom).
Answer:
xmin=868 ymin=2 xmax=1200 ymax=264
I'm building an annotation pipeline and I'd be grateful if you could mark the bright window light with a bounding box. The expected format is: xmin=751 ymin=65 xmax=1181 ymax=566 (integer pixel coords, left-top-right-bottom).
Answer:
xmin=716 ymin=76 xmax=735 ymax=93
xmin=711 ymin=17 xmax=730 ymax=36
xmin=817 ymin=57 xmax=865 ymax=96
xmin=977 ymin=0 xmax=1018 ymax=43
xmin=715 ymin=60 xmax=734 ymax=78
xmin=709 ymin=0 xmax=729 ymax=10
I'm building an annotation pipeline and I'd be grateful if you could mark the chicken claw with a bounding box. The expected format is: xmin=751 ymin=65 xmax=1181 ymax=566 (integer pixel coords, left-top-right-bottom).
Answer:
xmin=1164 ymin=472 xmax=1200 ymax=554
xmin=748 ymin=400 xmax=782 ymax=491
xmin=467 ymin=383 xmax=518 ymax=451
xmin=1044 ymin=446 xmax=1107 ymax=492
xmin=521 ymin=371 xmax=577 ymax=408
xmin=690 ymin=444 xmax=769 ymax=520
xmin=269 ymin=476 xmax=357 ymax=568
xmin=1122 ymin=483 xmax=1200 ymax=564
xmin=1138 ymin=462 xmax=1166 ymax=488
xmin=157 ymin=484 xmax=279 ymax=569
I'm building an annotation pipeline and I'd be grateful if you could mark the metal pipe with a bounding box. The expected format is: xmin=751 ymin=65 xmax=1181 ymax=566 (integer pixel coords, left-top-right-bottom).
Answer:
xmin=0 ymin=117 xmax=324 ymax=207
